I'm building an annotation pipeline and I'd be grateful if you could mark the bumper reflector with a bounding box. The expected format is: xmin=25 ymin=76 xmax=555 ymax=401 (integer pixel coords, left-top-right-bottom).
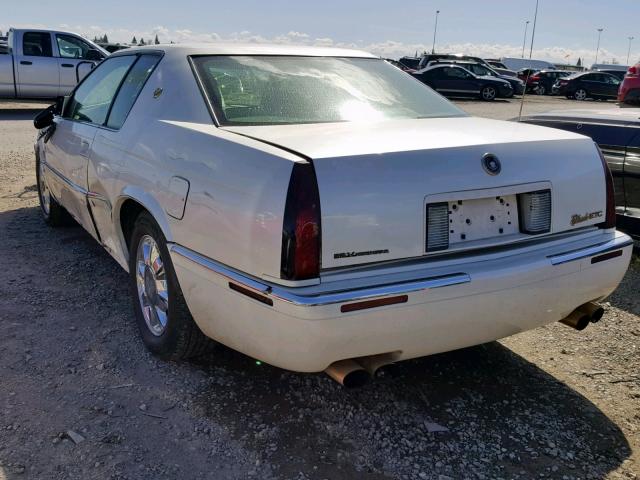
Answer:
xmin=426 ymin=202 xmax=450 ymax=251
xmin=341 ymin=295 xmax=408 ymax=313
xmin=518 ymin=190 xmax=551 ymax=234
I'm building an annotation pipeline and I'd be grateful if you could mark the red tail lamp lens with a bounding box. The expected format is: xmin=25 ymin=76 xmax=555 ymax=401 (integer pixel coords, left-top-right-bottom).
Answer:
xmin=281 ymin=163 xmax=321 ymax=280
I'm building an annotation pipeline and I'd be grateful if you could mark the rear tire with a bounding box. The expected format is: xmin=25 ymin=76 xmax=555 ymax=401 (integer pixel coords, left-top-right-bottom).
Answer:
xmin=36 ymin=153 xmax=71 ymax=227
xmin=574 ymin=88 xmax=588 ymax=101
xmin=128 ymin=211 xmax=210 ymax=360
xmin=480 ymin=85 xmax=497 ymax=101
xmin=535 ymin=84 xmax=546 ymax=95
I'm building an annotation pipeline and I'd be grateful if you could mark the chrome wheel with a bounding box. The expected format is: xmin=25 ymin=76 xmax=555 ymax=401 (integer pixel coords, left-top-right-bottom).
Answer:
xmin=574 ymin=88 xmax=587 ymax=101
xmin=38 ymin=160 xmax=50 ymax=215
xmin=535 ymin=85 xmax=546 ymax=95
xmin=136 ymin=235 xmax=169 ymax=336
xmin=481 ymin=86 xmax=496 ymax=100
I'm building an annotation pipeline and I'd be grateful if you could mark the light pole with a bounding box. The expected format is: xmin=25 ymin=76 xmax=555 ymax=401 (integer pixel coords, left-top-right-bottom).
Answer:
xmin=431 ymin=10 xmax=440 ymax=54
xmin=528 ymin=0 xmax=539 ymax=59
xmin=627 ymin=36 xmax=634 ymax=65
xmin=595 ymin=28 xmax=603 ymax=65
xmin=522 ymin=20 xmax=530 ymax=58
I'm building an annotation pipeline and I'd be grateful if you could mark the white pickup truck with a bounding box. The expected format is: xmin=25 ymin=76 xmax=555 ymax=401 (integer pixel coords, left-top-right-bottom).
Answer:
xmin=0 ymin=28 xmax=108 ymax=99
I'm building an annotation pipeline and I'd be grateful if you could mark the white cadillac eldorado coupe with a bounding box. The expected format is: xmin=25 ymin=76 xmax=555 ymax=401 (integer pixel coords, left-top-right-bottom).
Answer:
xmin=34 ymin=44 xmax=633 ymax=386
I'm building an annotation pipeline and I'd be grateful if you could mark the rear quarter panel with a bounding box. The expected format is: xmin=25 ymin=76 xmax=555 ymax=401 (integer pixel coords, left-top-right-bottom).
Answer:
xmin=89 ymin=52 xmax=297 ymax=279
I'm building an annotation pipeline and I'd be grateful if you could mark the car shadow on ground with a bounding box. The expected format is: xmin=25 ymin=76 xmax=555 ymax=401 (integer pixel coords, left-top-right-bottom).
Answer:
xmin=189 ymin=339 xmax=631 ymax=479
xmin=1 ymin=205 xmax=632 ymax=480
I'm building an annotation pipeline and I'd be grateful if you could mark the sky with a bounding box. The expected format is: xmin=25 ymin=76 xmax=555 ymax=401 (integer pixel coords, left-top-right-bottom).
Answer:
xmin=3 ymin=0 xmax=640 ymax=66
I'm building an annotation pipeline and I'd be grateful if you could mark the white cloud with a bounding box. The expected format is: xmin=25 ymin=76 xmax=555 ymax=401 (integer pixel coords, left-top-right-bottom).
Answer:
xmin=0 ymin=22 xmax=629 ymax=65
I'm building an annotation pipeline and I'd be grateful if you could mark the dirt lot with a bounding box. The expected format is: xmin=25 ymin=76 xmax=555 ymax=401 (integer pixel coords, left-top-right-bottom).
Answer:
xmin=0 ymin=96 xmax=638 ymax=480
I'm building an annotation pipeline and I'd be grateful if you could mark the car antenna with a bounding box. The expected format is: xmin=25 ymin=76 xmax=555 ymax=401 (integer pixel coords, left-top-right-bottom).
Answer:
xmin=518 ymin=0 xmax=539 ymax=121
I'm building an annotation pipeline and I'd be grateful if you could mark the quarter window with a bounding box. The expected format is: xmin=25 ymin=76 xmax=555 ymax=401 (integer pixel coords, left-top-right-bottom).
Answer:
xmin=56 ymin=34 xmax=92 ymax=59
xmin=23 ymin=32 xmax=52 ymax=57
xmin=107 ymin=55 xmax=161 ymax=129
xmin=66 ymin=56 xmax=136 ymax=125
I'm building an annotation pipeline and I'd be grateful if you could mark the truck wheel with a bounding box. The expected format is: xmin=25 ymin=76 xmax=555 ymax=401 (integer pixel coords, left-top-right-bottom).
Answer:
xmin=480 ymin=85 xmax=497 ymax=101
xmin=128 ymin=211 xmax=210 ymax=360
xmin=36 ymin=153 xmax=71 ymax=227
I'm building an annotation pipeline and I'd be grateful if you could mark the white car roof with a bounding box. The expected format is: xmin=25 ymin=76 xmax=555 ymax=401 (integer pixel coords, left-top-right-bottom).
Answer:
xmin=113 ymin=43 xmax=377 ymax=59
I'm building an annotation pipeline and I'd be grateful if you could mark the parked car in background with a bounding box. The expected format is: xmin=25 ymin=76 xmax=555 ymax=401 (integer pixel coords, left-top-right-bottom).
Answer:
xmin=618 ymin=63 xmax=640 ymax=105
xmin=427 ymin=60 xmax=524 ymax=96
xmin=412 ymin=64 xmax=513 ymax=100
xmin=385 ymin=58 xmax=415 ymax=73
xmin=594 ymin=69 xmax=627 ymax=81
xmin=554 ymin=72 xmax=621 ymax=100
xmin=417 ymin=53 xmax=516 ymax=77
xmin=0 ymin=28 xmax=107 ymax=99
xmin=485 ymin=60 xmax=509 ymax=70
xmin=33 ymin=44 xmax=632 ymax=385
xmin=528 ymin=70 xmax=572 ymax=95
xmin=519 ymin=108 xmax=640 ymax=235
xmin=398 ymin=56 xmax=420 ymax=70
xmin=501 ymin=57 xmax=556 ymax=72
xmin=97 ymin=43 xmax=131 ymax=54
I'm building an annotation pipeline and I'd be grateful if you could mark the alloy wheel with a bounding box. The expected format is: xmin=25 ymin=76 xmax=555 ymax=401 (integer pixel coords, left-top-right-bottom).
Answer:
xmin=136 ymin=235 xmax=169 ymax=336
xmin=482 ymin=86 xmax=496 ymax=100
xmin=574 ymin=89 xmax=587 ymax=101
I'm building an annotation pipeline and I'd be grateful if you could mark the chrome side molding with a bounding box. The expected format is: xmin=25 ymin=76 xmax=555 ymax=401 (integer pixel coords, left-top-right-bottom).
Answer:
xmin=169 ymin=244 xmax=470 ymax=307
xmin=548 ymin=233 xmax=633 ymax=266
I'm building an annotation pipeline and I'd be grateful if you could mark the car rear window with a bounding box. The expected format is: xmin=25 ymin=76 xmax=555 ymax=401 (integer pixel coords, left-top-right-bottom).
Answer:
xmin=191 ymin=55 xmax=465 ymax=126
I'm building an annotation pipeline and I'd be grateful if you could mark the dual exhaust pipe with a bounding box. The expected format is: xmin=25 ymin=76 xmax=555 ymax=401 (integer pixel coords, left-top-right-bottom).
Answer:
xmin=326 ymin=302 xmax=605 ymax=387
xmin=559 ymin=301 xmax=605 ymax=331
xmin=324 ymin=352 xmax=399 ymax=388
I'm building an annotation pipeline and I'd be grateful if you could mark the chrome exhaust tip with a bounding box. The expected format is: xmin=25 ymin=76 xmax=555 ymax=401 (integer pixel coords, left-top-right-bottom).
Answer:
xmin=324 ymin=359 xmax=370 ymax=388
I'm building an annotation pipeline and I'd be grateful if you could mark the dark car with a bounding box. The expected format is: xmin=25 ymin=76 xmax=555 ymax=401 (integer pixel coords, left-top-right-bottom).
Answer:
xmin=412 ymin=64 xmax=513 ymax=101
xmin=385 ymin=58 xmax=415 ymax=73
xmin=528 ymin=70 xmax=572 ymax=95
xmin=595 ymin=69 xmax=627 ymax=81
xmin=618 ymin=63 xmax=640 ymax=105
xmin=519 ymin=109 xmax=640 ymax=235
xmin=428 ymin=60 xmax=524 ymax=96
xmin=398 ymin=56 xmax=421 ymax=70
xmin=554 ymin=72 xmax=621 ymax=100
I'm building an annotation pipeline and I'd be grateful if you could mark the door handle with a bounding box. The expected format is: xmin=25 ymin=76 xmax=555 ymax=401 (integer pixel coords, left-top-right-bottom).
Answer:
xmin=20 ymin=60 xmax=32 ymax=65
xmin=61 ymin=63 xmax=74 ymax=68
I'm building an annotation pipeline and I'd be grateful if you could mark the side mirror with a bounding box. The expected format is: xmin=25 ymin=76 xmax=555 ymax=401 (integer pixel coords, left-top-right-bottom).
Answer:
xmin=85 ymin=49 xmax=104 ymax=61
xmin=33 ymin=104 xmax=56 ymax=129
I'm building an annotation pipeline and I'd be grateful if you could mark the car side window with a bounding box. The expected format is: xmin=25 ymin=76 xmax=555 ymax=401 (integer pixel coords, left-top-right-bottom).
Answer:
xmin=55 ymin=34 xmax=92 ymax=59
xmin=65 ymin=56 xmax=137 ymax=125
xmin=445 ymin=67 xmax=470 ymax=79
xmin=23 ymin=32 xmax=52 ymax=57
xmin=106 ymin=54 xmax=161 ymax=129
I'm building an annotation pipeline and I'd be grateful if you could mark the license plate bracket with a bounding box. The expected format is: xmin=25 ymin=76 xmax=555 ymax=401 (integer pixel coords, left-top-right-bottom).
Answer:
xmin=448 ymin=194 xmax=519 ymax=244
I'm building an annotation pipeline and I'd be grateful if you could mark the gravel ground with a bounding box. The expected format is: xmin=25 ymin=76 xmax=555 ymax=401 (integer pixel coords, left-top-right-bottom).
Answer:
xmin=0 ymin=97 xmax=638 ymax=480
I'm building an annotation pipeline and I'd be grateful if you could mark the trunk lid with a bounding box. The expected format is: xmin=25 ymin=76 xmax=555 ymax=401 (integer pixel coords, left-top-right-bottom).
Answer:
xmin=223 ymin=117 xmax=607 ymax=269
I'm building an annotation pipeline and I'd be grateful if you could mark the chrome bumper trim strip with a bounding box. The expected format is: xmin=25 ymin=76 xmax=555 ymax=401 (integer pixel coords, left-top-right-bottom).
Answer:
xmin=548 ymin=234 xmax=633 ymax=265
xmin=169 ymin=244 xmax=471 ymax=307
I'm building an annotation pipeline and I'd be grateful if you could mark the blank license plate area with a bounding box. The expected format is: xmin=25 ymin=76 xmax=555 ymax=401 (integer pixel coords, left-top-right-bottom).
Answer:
xmin=448 ymin=194 xmax=519 ymax=245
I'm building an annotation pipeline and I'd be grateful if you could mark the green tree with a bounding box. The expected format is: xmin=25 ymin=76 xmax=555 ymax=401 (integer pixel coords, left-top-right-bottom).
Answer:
xmin=154 ymin=34 xmax=159 ymax=45
xmin=131 ymin=36 xmax=137 ymax=45
xmin=576 ymin=57 xmax=582 ymax=67
xmin=139 ymin=38 xmax=146 ymax=45
xmin=102 ymin=34 xmax=109 ymax=43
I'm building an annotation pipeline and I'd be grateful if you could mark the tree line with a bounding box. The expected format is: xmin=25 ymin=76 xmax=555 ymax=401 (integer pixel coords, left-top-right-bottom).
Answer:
xmin=92 ymin=33 xmax=161 ymax=46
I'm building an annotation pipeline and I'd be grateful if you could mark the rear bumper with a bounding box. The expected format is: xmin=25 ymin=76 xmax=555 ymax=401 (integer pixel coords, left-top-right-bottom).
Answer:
xmin=170 ymin=230 xmax=633 ymax=372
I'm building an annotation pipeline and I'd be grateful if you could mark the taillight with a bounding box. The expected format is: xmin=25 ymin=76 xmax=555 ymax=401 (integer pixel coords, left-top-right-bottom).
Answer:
xmin=281 ymin=162 xmax=321 ymax=280
xmin=596 ymin=145 xmax=616 ymax=229
xmin=529 ymin=75 xmax=540 ymax=82
xmin=627 ymin=65 xmax=638 ymax=77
